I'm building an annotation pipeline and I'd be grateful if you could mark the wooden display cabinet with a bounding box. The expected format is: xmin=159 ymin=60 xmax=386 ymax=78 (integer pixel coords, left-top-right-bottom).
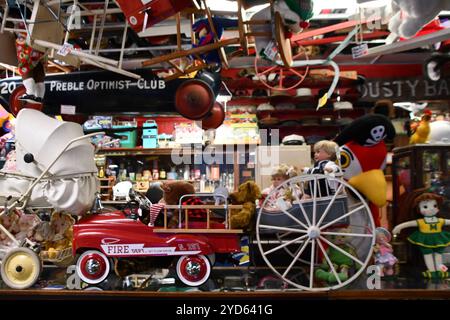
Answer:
xmin=392 ymin=144 xmax=450 ymax=226
xmin=392 ymin=144 xmax=450 ymax=266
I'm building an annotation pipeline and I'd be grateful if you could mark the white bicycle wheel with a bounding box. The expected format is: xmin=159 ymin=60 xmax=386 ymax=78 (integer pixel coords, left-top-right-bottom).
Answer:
xmin=256 ymin=174 xmax=375 ymax=291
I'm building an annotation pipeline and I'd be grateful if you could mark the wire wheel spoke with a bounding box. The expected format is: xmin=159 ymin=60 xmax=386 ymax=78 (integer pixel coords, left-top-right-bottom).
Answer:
xmin=282 ymin=238 xmax=311 ymax=278
xmin=321 ymin=231 xmax=373 ymax=238
xmin=288 ymin=182 xmax=311 ymax=227
xmin=257 ymin=65 xmax=278 ymax=76
xmin=319 ymin=236 xmax=364 ymax=267
xmin=277 ymin=231 xmax=293 ymax=239
xmin=279 ymin=206 xmax=309 ymax=230
xmin=312 ymin=177 xmax=317 ymax=225
xmin=316 ymin=184 xmax=344 ymax=227
xmin=288 ymin=67 xmax=304 ymax=79
xmin=319 ymin=204 xmax=365 ymax=231
xmin=259 ymin=224 xmax=308 ymax=234
xmin=317 ymin=240 xmax=342 ymax=285
xmin=309 ymin=239 xmax=316 ymax=288
xmin=265 ymin=233 xmax=309 ymax=256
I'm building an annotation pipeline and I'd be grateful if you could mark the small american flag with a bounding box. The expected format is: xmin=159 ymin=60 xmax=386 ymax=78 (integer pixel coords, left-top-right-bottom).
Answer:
xmin=148 ymin=203 xmax=165 ymax=226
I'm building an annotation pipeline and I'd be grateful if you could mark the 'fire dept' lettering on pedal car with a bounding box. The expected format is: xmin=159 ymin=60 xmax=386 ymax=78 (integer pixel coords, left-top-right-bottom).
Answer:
xmin=100 ymin=243 xmax=201 ymax=257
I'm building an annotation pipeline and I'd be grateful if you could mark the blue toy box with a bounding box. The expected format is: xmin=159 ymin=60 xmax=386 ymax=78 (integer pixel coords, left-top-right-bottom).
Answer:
xmin=112 ymin=122 xmax=137 ymax=148
xmin=142 ymin=120 xmax=158 ymax=148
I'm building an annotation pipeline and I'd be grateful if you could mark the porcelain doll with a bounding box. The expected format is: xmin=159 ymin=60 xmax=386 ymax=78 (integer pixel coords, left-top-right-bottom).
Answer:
xmin=393 ymin=193 xmax=450 ymax=279
xmin=374 ymin=227 xmax=398 ymax=277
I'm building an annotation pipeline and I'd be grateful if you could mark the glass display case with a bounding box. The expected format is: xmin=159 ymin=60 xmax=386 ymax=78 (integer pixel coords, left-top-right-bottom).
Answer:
xmin=392 ymin=144 xmax=450 ymax=225
xmin=392 ymin=143 xmax=450 ymax=266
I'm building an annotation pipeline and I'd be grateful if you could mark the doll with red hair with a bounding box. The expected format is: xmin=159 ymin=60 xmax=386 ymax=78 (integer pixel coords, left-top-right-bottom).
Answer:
xmin=393 ymin=193 xmax=450 ymax=279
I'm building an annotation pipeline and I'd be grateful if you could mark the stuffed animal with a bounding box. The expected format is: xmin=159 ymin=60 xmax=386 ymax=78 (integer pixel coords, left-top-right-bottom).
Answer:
xmin=14 ymin=213 xmax=39 ymax=242
xmin=385 ymin=0 xmax=450 ymax=39
xmin=191 ymin=17 xmax=238 ymax=66
xmin=46 ymin=212 xmax=76 ymax=259
xmin=30 ymin=221 xmax=54 ymax=244
xmin=0 ymin=210 xmax=20 ymax=236
xmin=409 ymin=110 xmax=433 ymax=144
xmin=335 ymin=114 xmax=396 ymax=227
xmin=229 ymin=181 xmax=261 ymax=230
xmin=315 ymin=227 xmax=359 ymax=283
xmin=161 ymin=181 xmax=207 ymax=228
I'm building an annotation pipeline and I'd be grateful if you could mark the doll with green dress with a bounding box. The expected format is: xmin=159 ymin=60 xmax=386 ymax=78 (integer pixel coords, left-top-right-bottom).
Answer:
xmin=393 ymin=193 xmax=450 ymax=279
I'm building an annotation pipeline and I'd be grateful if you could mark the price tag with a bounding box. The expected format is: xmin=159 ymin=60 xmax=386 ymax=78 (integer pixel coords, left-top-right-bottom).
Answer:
xmin=57 ymin=43 xmax=74 ymax=57
xmin=351 ymin=43 xmax=369 ymax=59
xmin=263 ymin=40 xmax=278 ymax=61
xmin=61 ymin=105 xmax=76 ymax=115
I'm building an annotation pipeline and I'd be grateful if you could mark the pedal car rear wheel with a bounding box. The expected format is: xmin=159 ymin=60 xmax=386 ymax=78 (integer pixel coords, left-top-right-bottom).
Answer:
xmin=76 ymin=250 xmax=111 ymax=285
xmin=1 ymin=247 xmax=41 ymax=289
xmin=176 ymin=255 xmax=211 ymax=287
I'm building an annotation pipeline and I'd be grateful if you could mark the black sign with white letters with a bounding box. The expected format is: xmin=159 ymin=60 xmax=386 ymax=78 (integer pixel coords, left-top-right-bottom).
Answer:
xmin=358 ymin=77 xmax=450 ymax=102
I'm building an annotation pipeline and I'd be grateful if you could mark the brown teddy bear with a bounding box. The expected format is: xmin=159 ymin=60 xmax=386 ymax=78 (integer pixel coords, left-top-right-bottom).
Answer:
xmin=229 ymin=181 xmax=261 ymax=230
xmin=161 ymin=181 xmax=207 ymax=228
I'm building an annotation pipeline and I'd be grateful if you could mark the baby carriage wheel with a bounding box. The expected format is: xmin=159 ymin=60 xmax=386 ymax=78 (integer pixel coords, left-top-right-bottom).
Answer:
xmin=1 ymin=247 xmax=41 ymax=289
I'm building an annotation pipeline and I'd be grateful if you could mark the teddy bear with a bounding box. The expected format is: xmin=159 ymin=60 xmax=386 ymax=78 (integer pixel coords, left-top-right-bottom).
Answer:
xmin=45 ymin=212 xmax=76 ymax=259
xmin=0 ymin=210 xmax=21 ymax=246
xmin=228 ymin=181 xmax=261 ymax=230
xmin=30 ymin=221 xmax=54 ymax=244
xmin=14 ymin=213 xmax=39 ymax=242
xmin=160 ymin=181 xmax=207 ymax=228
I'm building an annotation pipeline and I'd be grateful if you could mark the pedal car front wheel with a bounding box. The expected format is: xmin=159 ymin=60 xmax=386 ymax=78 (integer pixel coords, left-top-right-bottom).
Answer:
xmin=176 ymin=255 xmax=211 ymax=287
xmin=1 ymin=247 xmax=41 ymax=289
xmin=76 ymin=250 xmax=111 ymax=285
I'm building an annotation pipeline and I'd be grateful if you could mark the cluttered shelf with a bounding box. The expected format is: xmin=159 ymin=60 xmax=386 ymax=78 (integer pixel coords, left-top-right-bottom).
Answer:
xmin=97 ymin=145 xmax=259 ymax=156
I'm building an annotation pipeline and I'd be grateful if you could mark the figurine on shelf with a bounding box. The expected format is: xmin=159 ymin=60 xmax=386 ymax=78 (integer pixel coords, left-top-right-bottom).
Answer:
xmin=373 ymin=227 xmax=398 ymax=277
xmin=393 ymin=193 xmax=450 ymax=279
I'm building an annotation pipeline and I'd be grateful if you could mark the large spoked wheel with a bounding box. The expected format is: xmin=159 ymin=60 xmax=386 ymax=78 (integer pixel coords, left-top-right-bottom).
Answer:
xmin=1 ymin=247 xmax=41 ymax=289
xmin=176 ymin=255 xmax=211 ymax=287
xmin=256 ymin=174 xmax=376 ymax=291
xmin=76 ymin=250 xmax=111 ymax=285
xmin=254 ymin=46 xmax=309 ymax=92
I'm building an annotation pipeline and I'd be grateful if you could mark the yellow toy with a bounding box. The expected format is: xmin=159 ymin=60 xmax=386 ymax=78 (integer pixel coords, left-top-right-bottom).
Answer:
xmin=409 ymin=110 xmax=432 ymax=144
xmin=46 ymin=212 xmax=76 ymax=259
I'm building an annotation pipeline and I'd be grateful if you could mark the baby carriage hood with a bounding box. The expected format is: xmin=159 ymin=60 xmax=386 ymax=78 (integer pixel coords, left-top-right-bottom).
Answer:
xmin=15 ymin=109 xmax=98 ymax=176
xmin=2 ymin=109 xmax=99 ymax=215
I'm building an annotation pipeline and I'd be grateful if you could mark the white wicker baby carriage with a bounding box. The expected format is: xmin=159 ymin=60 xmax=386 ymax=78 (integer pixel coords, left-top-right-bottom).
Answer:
xmin=0 ymin=109 xmax=100 ymax=289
